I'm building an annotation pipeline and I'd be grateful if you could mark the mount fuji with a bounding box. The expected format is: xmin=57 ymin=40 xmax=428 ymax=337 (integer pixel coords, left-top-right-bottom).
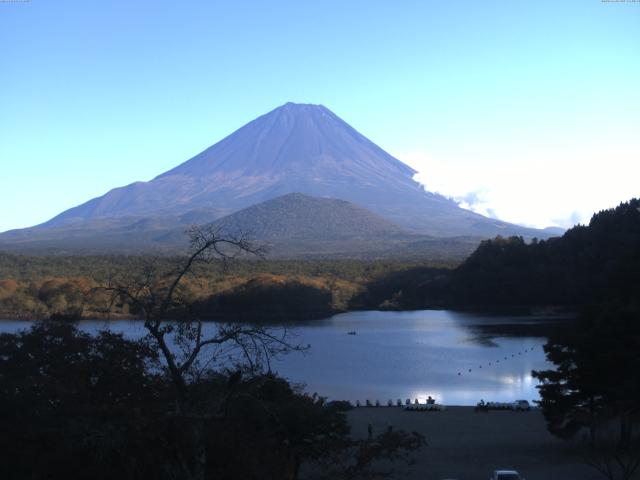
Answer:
xmin=0 ymin=102 xmax=551 ymax=254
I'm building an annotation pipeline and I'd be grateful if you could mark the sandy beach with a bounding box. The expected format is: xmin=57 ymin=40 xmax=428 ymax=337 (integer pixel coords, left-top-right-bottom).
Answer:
xmin=348 ymin=406 xmax=606 ymax=480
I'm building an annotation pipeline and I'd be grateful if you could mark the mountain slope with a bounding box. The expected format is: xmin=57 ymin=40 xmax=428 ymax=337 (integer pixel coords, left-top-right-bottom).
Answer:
xmin=34 ymin=102 xmax=547 ymax=238
xmin=0 ymin=193 xmax=480 ymax=260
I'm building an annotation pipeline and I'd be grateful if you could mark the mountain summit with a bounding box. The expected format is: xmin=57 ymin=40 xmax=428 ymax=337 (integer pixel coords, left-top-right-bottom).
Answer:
xmin=160 ymin=103 xmax=417 ymax=183
xmin=21 ymin=102 xmax=545 ymax=239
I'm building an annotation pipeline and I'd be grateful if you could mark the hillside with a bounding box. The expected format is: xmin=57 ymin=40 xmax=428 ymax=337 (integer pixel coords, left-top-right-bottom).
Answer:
xmin=160 ymin=193 xmax=481 ymax=260
xmin=449 ymin=198 xmax=640 ymax=307
xmin=360 ymin=198 xmax=640 ymax=309
xmin=0 ymin=209 xmax=222 ymax=254
xmin=209 ymin=193 xmax=405 ymax=240
xmin=0 ymin=193 xmax=480 ymax=260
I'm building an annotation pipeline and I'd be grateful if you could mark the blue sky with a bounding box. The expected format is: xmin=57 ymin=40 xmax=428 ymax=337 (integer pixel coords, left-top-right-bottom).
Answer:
xmin=1 ymin=0 xmax=639 ymax=232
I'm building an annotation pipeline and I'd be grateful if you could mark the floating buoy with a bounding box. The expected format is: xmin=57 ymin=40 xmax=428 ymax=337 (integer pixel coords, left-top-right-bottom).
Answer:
xmin=468 ymin=368 xmax=472 ymax=372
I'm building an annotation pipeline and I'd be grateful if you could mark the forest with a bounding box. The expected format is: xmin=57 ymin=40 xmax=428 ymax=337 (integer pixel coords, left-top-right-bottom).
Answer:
xmin=0 ymin=254 xmax=448 ymax=321
xmin=372 ymin=198 xmax=640 ymax=312
xmin=1 ymin=199 xmax=639 ymax=321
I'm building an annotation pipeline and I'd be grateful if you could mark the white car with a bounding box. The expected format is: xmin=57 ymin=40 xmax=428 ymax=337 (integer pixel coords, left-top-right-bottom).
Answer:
xmin=490 ymin=470 xmax=524 ymax=480
xmin=513 ymin=400 xmax=531 ymax=411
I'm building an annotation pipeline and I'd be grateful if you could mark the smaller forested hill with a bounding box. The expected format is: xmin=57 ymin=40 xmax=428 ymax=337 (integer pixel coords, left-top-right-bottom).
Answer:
xmin=210 ymin=192 xmax=405 ymax=239
xmin=439 ymin=198 xmax=640 ymax=308
xmin=156 ymin=193 xmax=480 ymax=260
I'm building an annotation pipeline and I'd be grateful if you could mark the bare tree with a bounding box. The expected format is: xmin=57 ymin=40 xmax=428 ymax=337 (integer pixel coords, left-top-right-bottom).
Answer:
xmin=97 ymin=225 xmax=304 ymax=394
xmin=94 ymin=225 xmax=306 ymax=480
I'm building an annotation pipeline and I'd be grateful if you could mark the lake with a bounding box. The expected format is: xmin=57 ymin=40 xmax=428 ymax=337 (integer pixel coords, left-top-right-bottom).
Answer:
xmin=0 ymin=310 xmax=564 ymax=406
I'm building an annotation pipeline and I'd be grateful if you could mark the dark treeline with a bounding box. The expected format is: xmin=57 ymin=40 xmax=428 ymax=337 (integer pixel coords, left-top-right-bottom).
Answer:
xmin=447 ymin=198 xmax=640 ymax=308
xmin=365 ymin=199 xmax=640 ymax=311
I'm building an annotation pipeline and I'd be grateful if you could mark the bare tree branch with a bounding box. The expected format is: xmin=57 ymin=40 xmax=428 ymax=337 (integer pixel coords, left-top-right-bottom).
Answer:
xmin=92 ymin=225 xmax=303 ymax=399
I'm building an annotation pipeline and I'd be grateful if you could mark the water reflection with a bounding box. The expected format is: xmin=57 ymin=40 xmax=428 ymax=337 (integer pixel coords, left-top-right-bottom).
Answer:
xmin=0 ymin=310 xmax=561 ymax=405
xmin=270 ymin=310 xmax=556 ymax=405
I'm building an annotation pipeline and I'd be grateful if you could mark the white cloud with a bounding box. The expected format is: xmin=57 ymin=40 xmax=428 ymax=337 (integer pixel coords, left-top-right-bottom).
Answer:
xmin=396 ymin=149 xmax=639 ymax=229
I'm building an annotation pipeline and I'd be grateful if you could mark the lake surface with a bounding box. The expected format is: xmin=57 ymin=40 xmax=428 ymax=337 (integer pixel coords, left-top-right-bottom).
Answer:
xmin=0 ymin=310 xmax=562 ymax=406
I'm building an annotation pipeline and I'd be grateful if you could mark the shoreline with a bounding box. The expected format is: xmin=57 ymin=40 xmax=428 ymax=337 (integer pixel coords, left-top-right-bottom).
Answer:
xmin=0 ymin=307 xmax=578 ymax=323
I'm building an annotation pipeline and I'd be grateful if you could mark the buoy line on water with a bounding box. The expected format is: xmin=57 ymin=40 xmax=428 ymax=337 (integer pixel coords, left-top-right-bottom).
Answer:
xmin=455 ymin=346 xmax=539 ymax=377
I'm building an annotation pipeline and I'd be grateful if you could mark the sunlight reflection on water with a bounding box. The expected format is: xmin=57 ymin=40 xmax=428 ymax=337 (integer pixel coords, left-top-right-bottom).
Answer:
xmin=0 ymin=310 xmax=561 ymax=405
xmin=268 ymin=310 xmax=556 ymax=405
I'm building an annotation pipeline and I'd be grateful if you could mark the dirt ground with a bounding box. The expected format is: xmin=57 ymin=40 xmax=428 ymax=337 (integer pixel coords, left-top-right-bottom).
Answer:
xmin=347 ymin=406 xmax=610 ymax=480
